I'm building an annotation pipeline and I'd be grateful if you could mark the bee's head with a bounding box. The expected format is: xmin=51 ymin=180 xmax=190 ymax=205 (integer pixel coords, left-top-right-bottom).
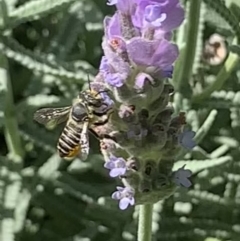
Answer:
xmin=79 ymin=89 xmax=109 ymax=108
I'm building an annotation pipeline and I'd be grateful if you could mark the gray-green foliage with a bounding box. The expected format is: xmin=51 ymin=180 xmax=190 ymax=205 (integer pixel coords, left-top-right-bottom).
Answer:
xmin=0 ymin=0 xmax=240 ymax=240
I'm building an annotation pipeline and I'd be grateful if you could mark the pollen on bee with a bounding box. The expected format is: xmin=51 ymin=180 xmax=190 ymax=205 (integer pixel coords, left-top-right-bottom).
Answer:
xmin=67 ymin=145 xmax=81 ymax=158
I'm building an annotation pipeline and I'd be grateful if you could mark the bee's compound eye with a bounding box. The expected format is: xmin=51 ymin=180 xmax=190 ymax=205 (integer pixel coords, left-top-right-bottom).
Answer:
xmin=89 ymin=98 xmax=102 ymax=107
xmin=72 ymin=104 xmax=88 ymax=121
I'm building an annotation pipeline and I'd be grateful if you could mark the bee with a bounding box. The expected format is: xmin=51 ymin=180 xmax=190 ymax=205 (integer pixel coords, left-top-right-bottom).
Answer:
xmin=203 ymin=33 xmax=227 ymax=66
xmin=33 ymin=89 xmax=113 ymax=160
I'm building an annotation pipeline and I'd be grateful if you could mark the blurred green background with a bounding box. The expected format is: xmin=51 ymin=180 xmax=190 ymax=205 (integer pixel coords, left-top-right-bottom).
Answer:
xmin=1 ymin=0 xmax=240 ymax=241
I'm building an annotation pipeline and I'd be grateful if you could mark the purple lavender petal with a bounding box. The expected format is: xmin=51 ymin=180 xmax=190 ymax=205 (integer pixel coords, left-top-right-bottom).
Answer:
xmin=144 ymin=5 xmax=167 ymax=27
xmin=151 ymin=13 xmax=167 ymax=27
xmin=159 ymin=3 xmax=184 ymax=32
xmin=154 ymin=29 xmax=172 ymax=40
xmin=119 ymin=197 xmax=130 ymax=210
xmin=162 ymin=65 xmax=173 ymax=78
xmin=117 ymin=158 xmax=127 ymax=168
xmin=179 ymin=130 xmax=196 ymax=150
xmin=181 ymin=178 xmax=192 ymax=188
xmin=127 ymin=37 xmax=153 ymax=66
xmin=127 ymin=37 xmax=178 ymax=69
xmin=111 ymin=56 xmax=131 ymax=76
xmin=144 ymin=5 xmax=162 ymax=22
xmin=104 ymin=161 xmax=115 ymax=169
xmin=150 ymin=39 xmax=179 ymax=68
xmin=99 ymin=92 xmax=114 ymax=110
xmin=100 ymin=54 xmax=130 ymax=88
xmin=99 ymin=56 xmax=109 ymax=72
xmin=116 ymin=186 xmax=124 ymax=191
xmin=100 ymin=56 xmax=125 ymax=88
xmin=134 ymin=72 xmax=153 ymax=90
xmin=110 ymin=167 xmax=127 ymax=177
xmin=129 ymin=197 xmax=135 ymax=205
xmin=179 ymin=169 xmax=192 ymax=178
xmin=104 ymin=156 xmax=127 ymax=172
xmin=105 ymin=14 xmax=122 ymax=39
xmin=173 ymin=166 xmax=192 ymax=187
xmin=124 ymin=186 xmax=135 ymax=195
xmin=185 ymin=130 xmax=195 ymax=138
xmin=109 ymin=155 xmax=118 ymax=162
xmin=105 ymin=73 xmax=125 ymax=87
xmin=112 ymin=191 xmax=121 ymax=200
xmin=132 ymin=0 xmax=184 ymax=32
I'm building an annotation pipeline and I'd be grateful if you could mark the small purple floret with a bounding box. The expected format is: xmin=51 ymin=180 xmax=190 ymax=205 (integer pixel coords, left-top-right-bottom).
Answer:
xmin=173 ymin=165 xmax=192 ymax=188
xmin=178 ymin=130 xmax=196 ymax=150
xmin=134 ymin=72 xmax=155 ymax=90
xmin=144 ymin=5 xmax=167 ymax=27
xmin=99 ymin=56 xmax=126 ymax=87
xmin=112 ymin=186 xmax=135 ymax=210
xmin=104 ymin=155 xmax=127 ymax=177
xmin=132 ymin=0 xmax=184 ymax=32
xmin=100 ymin=92 xmax=114 ymax=108
xmin=162 ymin=65 xmax=174 ymax=78
xmin=106 ymin=73 xmax=125 ymax=87
xmin=127 ymin=38 xmax=179 ymax=69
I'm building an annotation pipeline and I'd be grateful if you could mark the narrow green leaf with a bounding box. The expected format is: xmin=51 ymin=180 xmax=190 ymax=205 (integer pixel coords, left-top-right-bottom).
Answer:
xmin=0 ymin=36 xmax=88 ymax=82
xmin=9 ymin=0 xmax=79 ymax=28
xmin=174 ymin=156 xmax=232 ymax=174
xmin=174 ymin=0 xmax=202 ymax=98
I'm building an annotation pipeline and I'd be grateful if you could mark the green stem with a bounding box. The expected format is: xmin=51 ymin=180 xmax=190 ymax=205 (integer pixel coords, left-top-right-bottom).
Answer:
xmin=138 ymin=204 xmax=153 ymax=241
xmin=175 ymin=0 xmax=202 ymax=98
xmin=192 ymin=52 xmax=239 ymax=103
xmin=0 ymin=51 xmax=24 ymax=161
xmin=0 ymin=0 xmax=8 ymax=28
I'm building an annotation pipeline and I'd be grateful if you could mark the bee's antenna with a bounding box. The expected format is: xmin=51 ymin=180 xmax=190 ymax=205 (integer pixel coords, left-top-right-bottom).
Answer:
xmin=97 ymin=90 xmax=109 ymax=94
xmin=95 ymin=89 xmax=110 ymax=97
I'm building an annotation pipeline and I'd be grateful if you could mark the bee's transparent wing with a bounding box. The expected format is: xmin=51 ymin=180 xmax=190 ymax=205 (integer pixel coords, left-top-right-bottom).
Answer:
xmin=79 ymin=121 xmax=90 ymax=161
xmin=33 ymin=106 xmax=71 ymax=128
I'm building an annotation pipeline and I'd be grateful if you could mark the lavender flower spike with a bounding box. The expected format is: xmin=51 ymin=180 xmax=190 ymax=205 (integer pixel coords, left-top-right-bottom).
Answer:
xmin=112 ymin=186 xmax=135 ymax=210
xmin=178 ymin=130 xmax=196 ymax=150
xmin=90 ymin=0 xmax=192 ymax=207
xmin=104 ymin=155 xmax=127 ymax=177
xmin=172 ymin=165 xmax=192 ymax=188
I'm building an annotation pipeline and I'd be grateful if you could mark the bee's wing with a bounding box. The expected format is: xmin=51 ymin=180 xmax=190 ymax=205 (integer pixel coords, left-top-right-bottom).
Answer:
xmin=33 ymin=106 xmax=71 ymax=128
xmin=79 ymin=121 xmax=90 ymax=161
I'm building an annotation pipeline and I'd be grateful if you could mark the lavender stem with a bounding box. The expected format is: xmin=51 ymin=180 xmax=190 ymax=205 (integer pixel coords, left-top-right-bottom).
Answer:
xmin=138 ymin=204 xmax=153 ymax=241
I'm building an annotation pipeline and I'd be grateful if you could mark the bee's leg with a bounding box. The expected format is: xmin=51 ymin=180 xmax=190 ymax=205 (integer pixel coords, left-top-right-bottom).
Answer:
xmin=79 ymin=121 xmax=90 ymax=161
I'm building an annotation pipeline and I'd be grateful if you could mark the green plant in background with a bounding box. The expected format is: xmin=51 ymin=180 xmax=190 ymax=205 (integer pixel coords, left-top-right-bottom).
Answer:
xmin=0 ymin=0 xmax=240 ymax=241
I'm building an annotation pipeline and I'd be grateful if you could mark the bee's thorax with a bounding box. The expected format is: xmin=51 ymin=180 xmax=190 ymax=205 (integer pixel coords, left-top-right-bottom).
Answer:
xmin=71 ymin=103 xmax=88 ymax=122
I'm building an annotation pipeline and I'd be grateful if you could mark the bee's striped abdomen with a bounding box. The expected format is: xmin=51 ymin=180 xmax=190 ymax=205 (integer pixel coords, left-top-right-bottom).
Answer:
xmin=57 ymin=124 xmax=81 ymax=159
